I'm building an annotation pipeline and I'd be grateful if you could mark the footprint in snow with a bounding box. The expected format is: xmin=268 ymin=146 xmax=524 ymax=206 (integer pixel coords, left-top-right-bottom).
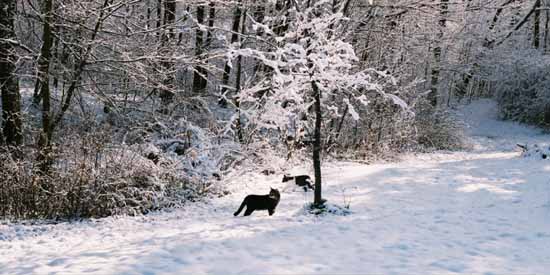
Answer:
xmin=429 ymin=260 xmax=466 ymax=273
xmin=47 ymin=258 xmax=68 ymax=266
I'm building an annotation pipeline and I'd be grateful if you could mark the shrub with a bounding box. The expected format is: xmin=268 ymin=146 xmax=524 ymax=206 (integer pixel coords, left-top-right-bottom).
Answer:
xmin=491 ymin=50 xmax=550 ymax=128
xmin=414 ymin=100 xmax=467 ymax=151
xmin=0 ymin=134 xmax=213 ymax=220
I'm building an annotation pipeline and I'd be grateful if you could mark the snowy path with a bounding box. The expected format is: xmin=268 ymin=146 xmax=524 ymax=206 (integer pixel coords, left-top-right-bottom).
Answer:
xmin=2 ymin=99 xmax=550 ymax=275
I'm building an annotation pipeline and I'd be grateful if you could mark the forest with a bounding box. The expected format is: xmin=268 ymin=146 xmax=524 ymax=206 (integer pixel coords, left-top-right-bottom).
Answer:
xmin=2 ymin=0 xmax=547 ymax=218
xmin=0 ymin=0 xmax=547 ymax=215
xmin=1 ymin=1 xmax=550 ymax=273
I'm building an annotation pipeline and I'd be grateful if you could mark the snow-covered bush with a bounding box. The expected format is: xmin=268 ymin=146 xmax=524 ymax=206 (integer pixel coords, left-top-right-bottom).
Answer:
xmin=492 ymin=50 xmax=550 ymax=128
xmin=414 ymin=100 xmax=468 ymax=151
xmin=0 ymin=130 xmax=219 ymax=220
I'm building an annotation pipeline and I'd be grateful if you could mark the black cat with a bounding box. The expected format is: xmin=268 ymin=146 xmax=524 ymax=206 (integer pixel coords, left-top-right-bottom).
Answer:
xmin=282 ymin=175 xmax=315 ymax=192
xmin=234 ymin=188 xmax=281 ymax=216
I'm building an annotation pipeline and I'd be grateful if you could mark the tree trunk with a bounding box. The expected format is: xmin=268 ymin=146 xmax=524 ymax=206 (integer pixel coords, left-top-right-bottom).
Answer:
xmin=156 ymin=0 xmax=162 ymax=40
xmin=545 ymin=6 xmax=550 ymax=53
xmin=234 ymin=10 xmax=246 ymax=143
xmin=429 ymin=0 xmax=448 ymax=107
xmin=35 ymin=0 xmax=55 ymax=172
xmin=251 ymin=2 xmax=267 ymax=77
xmin=534 ymin=0 xmax=542 ymax=49
xmin=206 ymin=1 xmax=215 ymax=47
xmin=0 ymin=0 xmax=23 ymax=147
xmin=219 ymin=0 xmax=242 ymax=106
xmin=160 ymin=0 xmax=176 ymax=105
xmin=312 ymin=80 xmax=323 ymax=206
xmin=192 ymin=3 xmax=208 ymax=93
xmin=37 ymin=0 xmax=54 ymax=147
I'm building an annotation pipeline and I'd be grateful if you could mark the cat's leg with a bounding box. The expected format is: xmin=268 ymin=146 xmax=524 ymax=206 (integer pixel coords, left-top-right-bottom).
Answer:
xmin=268 ymin=209 xmax=275 ymax=216
xmin=244 ymin=208 xmax=254 ymax=216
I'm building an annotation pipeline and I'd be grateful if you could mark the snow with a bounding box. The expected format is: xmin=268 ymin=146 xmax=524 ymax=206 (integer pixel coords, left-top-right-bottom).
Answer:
xmin=2 ymin=98 xmax=550 ymax=274
xmin=458 ymin=98 xmax=548 ymax=152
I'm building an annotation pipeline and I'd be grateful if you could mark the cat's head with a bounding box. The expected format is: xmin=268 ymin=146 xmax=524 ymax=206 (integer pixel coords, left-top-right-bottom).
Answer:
xmin=269 ymin=187 xmax=280 ymax=199
xmin=282 ymin=175 xmax=292 ymax=182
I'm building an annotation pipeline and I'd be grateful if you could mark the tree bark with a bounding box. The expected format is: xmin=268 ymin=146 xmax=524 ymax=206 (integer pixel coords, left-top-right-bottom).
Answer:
xmin=0 ymin=0 xmax=23 ymax=147
xmin=192 ymin=3 xmax=208 ymax=93
xmin=545 ymin=5 xmax=550 ymax=52
xmin=156 ymin=0 xmax=162 ymax=40
xmin=219 ymin=0 xmax=242 ymax=106
xmin=534 ymin=0 xmax=542 ymax=49
xmin=234 ymin=10 xmax=246 ymax=143
xmin=37 ymin=0 xmax=55 ymax=147
xmin=429 ymin=0 xmax=448 ymax=107
xmin=206 ymin=1 xmax=215 ymax=47
xmin=160 ymin=0 xmax=176 ymax=105
xmin=312 ymin=80 xmax=323 ymax=206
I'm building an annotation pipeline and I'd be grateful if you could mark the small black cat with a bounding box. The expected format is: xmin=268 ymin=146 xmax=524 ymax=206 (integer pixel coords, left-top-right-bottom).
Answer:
xmin=282 ymin=175 xmax=315 ymax=192
xmin=234 ymin=188 xmax=281 ymax=216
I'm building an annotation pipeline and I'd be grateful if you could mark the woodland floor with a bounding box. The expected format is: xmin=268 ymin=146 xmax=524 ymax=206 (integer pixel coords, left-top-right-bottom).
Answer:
xmin=2 ymin=99 xmax=550 ymax=274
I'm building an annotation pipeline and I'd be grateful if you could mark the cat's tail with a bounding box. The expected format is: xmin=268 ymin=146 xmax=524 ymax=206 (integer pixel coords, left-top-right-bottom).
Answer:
xmin=233 ymin=198 xmax=247 ymax=216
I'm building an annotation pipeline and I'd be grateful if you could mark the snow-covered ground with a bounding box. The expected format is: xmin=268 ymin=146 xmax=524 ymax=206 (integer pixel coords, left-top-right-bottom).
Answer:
xmin=2 ymin=99 xmax=550 ymax=274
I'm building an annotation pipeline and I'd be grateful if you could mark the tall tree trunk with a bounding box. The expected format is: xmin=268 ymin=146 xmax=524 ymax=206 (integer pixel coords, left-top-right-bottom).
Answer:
xmin=234 ymin=10 xmax=247 ymax=143
xmin=251 ymin=2 xmax=267 ymax=78
xmin=534 ymin=0 xmax=542 ymax=48
xmin=0 ymin=0 xmax=23 ymax=147
xmin=219 ymin=0 xmax=242 ymax=106
xmin=156 ymin=0 xmax=162 ymax=40
xmin=545 ymin=3 xmax=550 ymax=53
xmin=206 ymin=1 xmax=215 ymax=47
xmin=429 ymin=0 xmax=448 ymax=107
xmin=312 ymin=80 xmax=323 ymax=206
xmin=192 ymin=3 xmax=208 ymax=93
xmin=160 ymin=0 xmax=176 ymax=105
xmin=36 ymin=0 xmax=55 ymax=152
